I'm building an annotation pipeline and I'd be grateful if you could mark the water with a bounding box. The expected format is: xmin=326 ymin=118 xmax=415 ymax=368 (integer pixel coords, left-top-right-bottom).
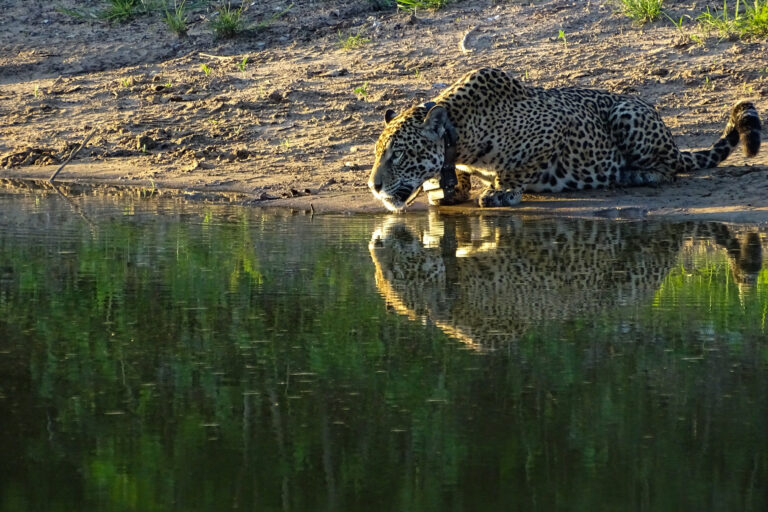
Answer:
xmin=1 ymin=190 xmax=767 ymax=511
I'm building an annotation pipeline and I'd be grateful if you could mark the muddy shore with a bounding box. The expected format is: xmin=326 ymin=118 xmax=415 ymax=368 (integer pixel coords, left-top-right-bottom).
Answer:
xmin=1 ymin=0 xmax=767 ymax=221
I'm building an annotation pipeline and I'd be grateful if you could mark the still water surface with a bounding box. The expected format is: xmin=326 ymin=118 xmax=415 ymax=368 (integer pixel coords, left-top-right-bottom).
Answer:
xmin=1 ymin=191 xmax=767 ymax=511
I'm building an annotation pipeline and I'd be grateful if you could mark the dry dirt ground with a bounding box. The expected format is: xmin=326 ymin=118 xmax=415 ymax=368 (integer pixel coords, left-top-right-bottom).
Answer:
xmin=1 ymin=0 xmax=767 ymax=220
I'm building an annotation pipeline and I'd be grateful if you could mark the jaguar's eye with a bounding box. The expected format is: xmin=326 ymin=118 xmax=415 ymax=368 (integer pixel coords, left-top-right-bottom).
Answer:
xmin=391 ymin=151 xmax=404 ymax=166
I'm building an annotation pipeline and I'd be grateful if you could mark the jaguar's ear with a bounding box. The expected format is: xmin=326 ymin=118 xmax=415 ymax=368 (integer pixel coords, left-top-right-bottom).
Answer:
xmin=384 ymin=109 xmax=397 ymax=124
xmin=423 ymin=105 xmax=448 ymax=139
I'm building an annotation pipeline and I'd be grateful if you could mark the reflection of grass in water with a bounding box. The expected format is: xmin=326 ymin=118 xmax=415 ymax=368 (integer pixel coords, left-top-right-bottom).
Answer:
xmin=653 ymin=245 xmax=768 ymax=338
xmin=4 ymin=209 xmax=768 ymax=510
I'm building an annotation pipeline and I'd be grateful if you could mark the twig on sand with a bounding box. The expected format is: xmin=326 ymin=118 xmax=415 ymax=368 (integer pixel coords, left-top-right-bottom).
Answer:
xmin=199 ymin=52 xmax=238 ymax=60
xmin=49 ymin=128 xmax=96 ymax=183
xmin=460 ymin=26 xmax=478 ymax=54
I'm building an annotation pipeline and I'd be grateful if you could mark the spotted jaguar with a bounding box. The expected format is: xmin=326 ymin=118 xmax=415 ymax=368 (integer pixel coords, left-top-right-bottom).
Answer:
xmin=369 ymin=68 xmax=762 ymax=211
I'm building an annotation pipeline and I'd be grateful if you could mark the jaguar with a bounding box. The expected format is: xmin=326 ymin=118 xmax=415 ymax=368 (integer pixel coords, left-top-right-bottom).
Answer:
xmin=368 ymin=68 xmax=762 ymax=211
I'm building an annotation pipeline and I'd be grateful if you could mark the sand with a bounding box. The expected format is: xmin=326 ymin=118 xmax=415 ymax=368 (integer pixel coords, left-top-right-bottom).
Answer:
xmin=1 ymin=0 xmax=767 ymax=221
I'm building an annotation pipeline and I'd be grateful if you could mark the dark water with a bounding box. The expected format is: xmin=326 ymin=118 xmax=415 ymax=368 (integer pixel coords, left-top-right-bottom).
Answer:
xmin=1 ymin=191 xmax=767 ymax=511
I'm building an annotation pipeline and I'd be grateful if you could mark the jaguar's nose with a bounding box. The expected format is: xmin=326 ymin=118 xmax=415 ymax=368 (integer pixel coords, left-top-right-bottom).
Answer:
xmin=370 ymin=178 xmax=383 ymax=193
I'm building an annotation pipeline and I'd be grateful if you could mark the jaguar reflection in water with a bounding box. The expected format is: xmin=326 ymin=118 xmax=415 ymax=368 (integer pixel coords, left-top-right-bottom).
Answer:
xmin=369 ymin=214 xmax=763 ymax=350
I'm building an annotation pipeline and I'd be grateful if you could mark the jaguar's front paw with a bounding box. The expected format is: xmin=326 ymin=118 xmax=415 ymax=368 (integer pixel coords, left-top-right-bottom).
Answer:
xmin=477 ymin=188 xmax=522 ymax=208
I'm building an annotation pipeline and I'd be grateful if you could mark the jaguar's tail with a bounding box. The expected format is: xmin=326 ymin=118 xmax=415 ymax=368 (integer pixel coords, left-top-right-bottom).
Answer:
xmin=678 ymin=101 xmax=761 ymax=171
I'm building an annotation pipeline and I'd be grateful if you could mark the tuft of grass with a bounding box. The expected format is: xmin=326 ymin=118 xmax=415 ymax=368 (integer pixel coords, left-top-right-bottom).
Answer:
xmin=664 ymin=12 xmax=704 ymax=44
xmin=200 ymin=63 xmax=212 ymax=76
xmin=697 ymin=0 xmax=743 ymax=38
xmin=338 ymin=30 xmax=370 ymax=50
xmin=103 ymin=0 xmax=162 ymax=22
xmin=211 ymin=2 xmax=245 ymax=39
xmin=164 ymin=0 xmax=188 ymax=36
xmin=353 ymin=82 xmax=369 ymax=99
xmin=396 ymin=0 xmax=449 ymax=10
xmin=741 ymin=0 xmax=768 ymax=37
xmin=237 ymin=56 xmax=248 ymax=72
xmin=57 ymin=0 xmax=161 ymax=22
xmin=617 ymin=0 xmax=664 ymax=24
xmin=697 ymin=0 xmax=768 ymax=39
xmin=664 ymin=12 xmax=686 ymax=34
xmin=104 ymin=0 xmax=141 ymax=21
xmin=557 ymin=29 xmax=567 ymax=49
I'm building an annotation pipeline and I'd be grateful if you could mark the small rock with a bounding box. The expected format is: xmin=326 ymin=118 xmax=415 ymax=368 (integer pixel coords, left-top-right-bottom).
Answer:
xmin=323 ymin=68 xmax=349 ymax=77
xmin=267 ymin=90 xmax=284 ymax=103
xmin=185 ymin=160 xmax=214 ymax=171
xmin=136 ymin=134 xmax=156 ymax=151
xmin=235 ymin=148 xmax=249 ymax=160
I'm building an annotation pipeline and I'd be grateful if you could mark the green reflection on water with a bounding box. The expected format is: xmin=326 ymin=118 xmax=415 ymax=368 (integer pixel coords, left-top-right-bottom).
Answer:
xmin=1 ymin=193 xmax=767 ymax=511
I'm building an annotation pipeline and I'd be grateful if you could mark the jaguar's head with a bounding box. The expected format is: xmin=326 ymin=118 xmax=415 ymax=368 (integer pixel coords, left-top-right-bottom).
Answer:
xmin=368 ymin=104 xmax=456 ymax=212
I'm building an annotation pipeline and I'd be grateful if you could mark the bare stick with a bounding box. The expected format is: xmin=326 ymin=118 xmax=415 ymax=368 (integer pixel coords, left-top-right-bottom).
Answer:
xmin=49 ymin=128 xmax=96 ymax=183
xmin=199 ymin=52 xmax=238 ymax=60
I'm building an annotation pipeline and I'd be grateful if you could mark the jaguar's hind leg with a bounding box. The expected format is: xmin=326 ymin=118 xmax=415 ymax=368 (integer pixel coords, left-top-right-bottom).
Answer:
xmin=618 ymin=167 xmax=675 ymax=187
